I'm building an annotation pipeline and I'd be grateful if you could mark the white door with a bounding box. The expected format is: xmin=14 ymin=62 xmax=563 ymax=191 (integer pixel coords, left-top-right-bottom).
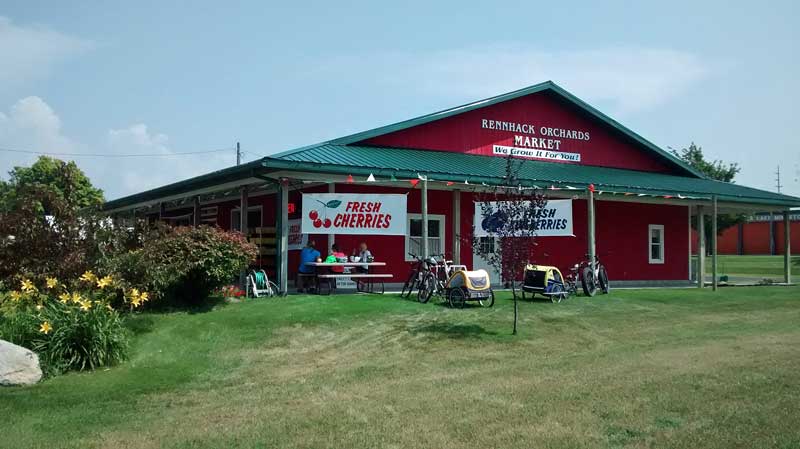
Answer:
xmin=472 ymin=236 xmax=502 ymax=284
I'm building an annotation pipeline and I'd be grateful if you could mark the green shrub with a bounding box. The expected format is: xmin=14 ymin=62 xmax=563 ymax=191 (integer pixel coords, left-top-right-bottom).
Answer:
xmin=104 ymin=225 xmax=257 ymax=306
xmin=0 ymin=274 xmax=149 ymax=376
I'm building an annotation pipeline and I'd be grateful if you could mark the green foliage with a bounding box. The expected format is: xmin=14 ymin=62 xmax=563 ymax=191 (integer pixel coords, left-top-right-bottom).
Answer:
xmin=104 ymin=225 xmax=257 ymax=306
xmin=672 ymin=143 xmax=747 ymax=246
xmin=0 ymin=156 xmax=104 ymax=215
xmin=0 ymin=275 xmax=144 ymax=376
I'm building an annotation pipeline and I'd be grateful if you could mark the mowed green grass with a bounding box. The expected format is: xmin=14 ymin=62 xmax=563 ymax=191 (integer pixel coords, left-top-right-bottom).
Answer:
xmin=2 ymin=287 xmax=800 ymax=449
xmin=698 ymin=254 xmax=798 ymax=278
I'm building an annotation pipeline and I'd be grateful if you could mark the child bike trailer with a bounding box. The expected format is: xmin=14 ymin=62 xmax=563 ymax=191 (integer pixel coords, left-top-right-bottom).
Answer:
xmin=521 ymin=264 xmax=567 ymax=303
xmin=445 ymin=269 xmax=494 ymax=308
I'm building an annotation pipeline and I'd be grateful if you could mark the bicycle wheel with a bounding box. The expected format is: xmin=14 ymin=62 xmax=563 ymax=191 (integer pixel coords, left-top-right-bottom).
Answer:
xmin=401 ymin=271 xmax=418 ymax=298
xmin=549 ymin=283 xmax=565 ymax=303
xmin=479 ymin=289 xmax=495 ymax=308
xmin=448 ymin=288 xmax=466 ymax=308
xmin=417 ymin=272 xmax=436 ymax=303
xmin=581 ymin=266 xmax=597 ymax=297
xmin=598 ymin=265 xmax=610 ymax=294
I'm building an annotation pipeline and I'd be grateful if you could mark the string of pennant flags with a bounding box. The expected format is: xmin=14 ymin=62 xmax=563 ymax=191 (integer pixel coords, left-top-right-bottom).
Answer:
xmin=335 ymin=172 xmax=705 ymax=201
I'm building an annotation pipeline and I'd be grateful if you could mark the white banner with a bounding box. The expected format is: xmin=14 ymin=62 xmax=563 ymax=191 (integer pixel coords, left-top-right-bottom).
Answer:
xmin=493 ymin=145 xmax=581 ymax=163
xmin=474 ymin=199 xmax=573 ymax=237
xmin=287 ymin=219 xmax=307 ymax=251
xmin=301 ymin=193 xmax=407 ymax=235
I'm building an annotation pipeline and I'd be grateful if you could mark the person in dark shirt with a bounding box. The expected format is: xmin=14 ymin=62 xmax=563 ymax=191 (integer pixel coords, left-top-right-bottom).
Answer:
xmin=297 ymin=240 xmax=321 ymax=293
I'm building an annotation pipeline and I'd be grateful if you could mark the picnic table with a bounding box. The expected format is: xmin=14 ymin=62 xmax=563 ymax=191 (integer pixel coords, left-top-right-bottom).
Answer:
xmin=303 ymin=261 xmax=392 ymax=294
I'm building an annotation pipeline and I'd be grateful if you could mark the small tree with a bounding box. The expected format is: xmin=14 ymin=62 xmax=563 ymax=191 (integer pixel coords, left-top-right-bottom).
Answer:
xmin=671 ymin=143 xmax=745 ymax=252
xmin=470 ymin=156 xmax=547 ymax=335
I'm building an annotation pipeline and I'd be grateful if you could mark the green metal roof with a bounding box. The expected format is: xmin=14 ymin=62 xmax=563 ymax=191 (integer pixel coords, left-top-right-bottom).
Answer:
xmin=272 ymin=80 xmax=705 ymax=179
xmin=267 ymin=144 xmax=800 ymax=207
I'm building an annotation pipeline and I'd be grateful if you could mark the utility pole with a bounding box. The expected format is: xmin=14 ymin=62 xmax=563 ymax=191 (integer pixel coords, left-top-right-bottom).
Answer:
xmin=775 ymin=165 xmax=782 ymax=193
xmin=236 ymin=142 xmax=241 ymax=166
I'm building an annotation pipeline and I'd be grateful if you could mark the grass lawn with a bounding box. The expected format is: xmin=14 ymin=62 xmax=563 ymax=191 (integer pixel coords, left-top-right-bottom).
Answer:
xmin=2 ymin=287 xmax=799 ymax=449
xmin=697 ymin=254 xmax=798 ymax=279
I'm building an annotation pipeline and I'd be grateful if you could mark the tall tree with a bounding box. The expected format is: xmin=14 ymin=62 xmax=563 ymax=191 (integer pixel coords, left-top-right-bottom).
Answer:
xmin=671 ymin=143 xmax=745 ymax=252
xmin=0 ymin=156 xmax=104 ymax=214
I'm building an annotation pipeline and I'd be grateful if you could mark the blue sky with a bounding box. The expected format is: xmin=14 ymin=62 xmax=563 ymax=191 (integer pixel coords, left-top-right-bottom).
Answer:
xmin=1 ymin=0 xmax=799 ymax=199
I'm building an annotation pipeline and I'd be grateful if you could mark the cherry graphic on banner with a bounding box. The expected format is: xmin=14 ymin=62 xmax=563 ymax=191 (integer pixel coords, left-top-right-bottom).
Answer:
xmin=588 ymin=183 xmax=596 ymax=193
xmin=409 ymin=179 xmax=420 ymax=187
xmin=346 ymin=174 xmax=354 ymax=183
xmin=446 ymin=181 xmax=454 ymax=186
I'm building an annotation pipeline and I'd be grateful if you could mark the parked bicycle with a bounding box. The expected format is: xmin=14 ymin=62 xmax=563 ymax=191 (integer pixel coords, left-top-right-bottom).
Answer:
xmin=417 ymin=254 xmax=467 ymax=303
xmin=400 ymin=253 xmax=425 ymax=298
xmin=564 ymin=254 xmax=609 ymax=297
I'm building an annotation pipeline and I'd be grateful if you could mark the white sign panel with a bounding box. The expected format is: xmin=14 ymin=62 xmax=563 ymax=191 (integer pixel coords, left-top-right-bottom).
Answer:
xmin=493 ymin=145 xmax=581 ymax=163
xmin=474 ymin=199 xmax=573 ymax=237
xmin=287 ymin=219 xmax=307 ymax=251
xmin=301 ymin=193 xmax=407 ymax=235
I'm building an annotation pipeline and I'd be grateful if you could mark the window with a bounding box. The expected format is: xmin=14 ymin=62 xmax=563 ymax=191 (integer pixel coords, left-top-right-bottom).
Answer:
xmin=231 ymin=206 xmax=263 ymax=233
xmin=649 ymin=224 xmax=664 ymax=264
xmin=406 ymin=214 xmax=445 ymax=260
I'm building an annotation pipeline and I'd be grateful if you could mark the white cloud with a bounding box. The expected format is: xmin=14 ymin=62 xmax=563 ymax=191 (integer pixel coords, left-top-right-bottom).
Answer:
xmin=0 ymin=96 xmax=232 ymax=200
xmin=0 ymin=16 xmax=92 ymax=91
xmin=325 ymin=45 xmax=709 ymax=115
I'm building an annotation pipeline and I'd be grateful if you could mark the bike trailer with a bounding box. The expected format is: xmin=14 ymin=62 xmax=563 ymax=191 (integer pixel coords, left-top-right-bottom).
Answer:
xmin=446 ymin=269 xmax=492 ymax=299
xmin=522 ymin=264 xmax=565 ymax=294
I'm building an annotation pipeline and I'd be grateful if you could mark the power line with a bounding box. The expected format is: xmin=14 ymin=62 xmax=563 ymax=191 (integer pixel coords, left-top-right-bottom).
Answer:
xmin=0 ymin=146 xmax=233 ymax=158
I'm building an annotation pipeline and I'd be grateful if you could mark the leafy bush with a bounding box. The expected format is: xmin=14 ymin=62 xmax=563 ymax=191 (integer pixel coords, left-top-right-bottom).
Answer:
xmin=103 ymin=225 xmax=257 ymax=306
xmin=0 ymin=273 xmax=150 ymax=376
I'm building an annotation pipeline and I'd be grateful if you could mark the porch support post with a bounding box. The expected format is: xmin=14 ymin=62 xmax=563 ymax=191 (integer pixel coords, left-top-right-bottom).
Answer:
xmin=697 ymin=206 xmax=706 ymax=288
xmin=451 ymin=189 xmax=460 ymax=264
xmin=239 ymin=187 xmax=249 ymax=234
xmin=784 ymin=210 xmax=792 ymax=284
xmin=277 ymin=180 xmax=289 ymax=294
xmin=769 ymin=212 xmax=775 ymax=255
xmin=159 ymin=202 xmax=165 ymax=222
xmin=328 ymin=183 xmax=335 ymax=250
xmin=712 ymin=196 xmax=718 ymax=291
xmin=688 ymin=205 xmax=692 ymax=281
xmin=193 ymin=196 xmax=201 ymax=227
xmin=421 ymin=177 xmax=429 ymax=260
xmin=587 ymin=189 xmax=596 ymax=269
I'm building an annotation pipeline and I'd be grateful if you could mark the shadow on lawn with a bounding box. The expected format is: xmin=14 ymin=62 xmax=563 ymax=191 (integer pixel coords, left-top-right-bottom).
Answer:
xmin=409 ymin=322 xmax=498 ymax=339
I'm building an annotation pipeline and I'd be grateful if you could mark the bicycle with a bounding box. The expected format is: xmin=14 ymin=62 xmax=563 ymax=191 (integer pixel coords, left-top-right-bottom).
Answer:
xmin=400 ymin=253 xmax=425 ymax=298
xmin=417 ymin=254 xmax=466 ymax=303
xmin=564 ymin=254 xmax=610 ymax=297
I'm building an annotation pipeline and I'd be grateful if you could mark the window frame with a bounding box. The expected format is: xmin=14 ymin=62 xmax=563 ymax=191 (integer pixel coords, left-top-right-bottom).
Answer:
xmin=405 ymin=213 xmax=446 ymax=261
xmin=231 ymin=205 xmax=264 ymax=232
xmin=648 ymin=224 xmax=665 ymax=264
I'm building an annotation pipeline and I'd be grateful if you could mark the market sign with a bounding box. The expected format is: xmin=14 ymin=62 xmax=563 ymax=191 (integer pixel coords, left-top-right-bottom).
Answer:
xmin=301 ymin=193 xmax=407 ymax=235
xmin=474 ymin=199 xmax=574 ymax=237
xmin=481 ymin=118 xmax=588 ymax=163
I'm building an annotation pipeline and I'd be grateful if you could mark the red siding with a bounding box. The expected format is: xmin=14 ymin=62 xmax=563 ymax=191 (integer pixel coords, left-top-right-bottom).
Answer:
xmin=363 ymin=91 xmax=678 ymax=174
xmin=210 ymin=186 xmax=691 ymax=283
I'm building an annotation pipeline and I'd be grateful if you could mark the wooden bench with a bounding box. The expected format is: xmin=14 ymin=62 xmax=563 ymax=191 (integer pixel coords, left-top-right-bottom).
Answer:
xmin=316 ymin=274 xmax=393 ymax=295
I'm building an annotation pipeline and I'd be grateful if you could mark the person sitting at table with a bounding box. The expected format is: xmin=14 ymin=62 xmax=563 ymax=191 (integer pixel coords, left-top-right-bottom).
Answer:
xmin=297 ymin=240 xmax=321 ymax=293
xmin=324 ymin=243 xmax=346 ymax=273
xmin=352 ymin=242 xmax=373 ymax=273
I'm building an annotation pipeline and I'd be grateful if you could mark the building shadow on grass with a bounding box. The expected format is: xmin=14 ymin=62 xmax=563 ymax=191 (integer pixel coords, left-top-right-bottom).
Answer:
xmin=408 ymin=322 xmax=498 ymax=339
xmin=125 ymin=314 xmax=156 ymax=336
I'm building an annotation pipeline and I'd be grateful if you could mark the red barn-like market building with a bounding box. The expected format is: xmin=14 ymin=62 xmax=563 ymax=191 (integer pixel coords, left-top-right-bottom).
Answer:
xmin=103 ymin=81 xmax=800 ymax=290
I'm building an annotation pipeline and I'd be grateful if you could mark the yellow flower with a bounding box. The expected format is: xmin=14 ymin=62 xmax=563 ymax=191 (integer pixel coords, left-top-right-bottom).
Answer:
xmin=139 ymin=291 xmax=149 ymax=303
xmin=39 ymin=321 xmax=52 ymax=335
xmin=96 ymin=275 xmax=113 ymax=289
xmin=45 ymin=277 xmax=58 ymax=289
xmin=129 ymin=288 xmax=140 ymax=299
xmin=9 ymin=291 xmax=22 ymax=302
xmin=130 ymin=296 xmax=142 ymax=308
xmin=35 ymin=304 xmax=43 ymax=311
xmin=79 ymin=300 xmax=92 ymax=311
xmin=79 ymin=271 xmax=96 ymax=283
xmin=106 ymin=304 xmax=113 ymax=311
xmin=58 ymin=292 xmax=71 ymax=303
xmin=71 ymin=292 xmax=83 ymax=303
xmin=21 ymin=279 xmax=36 ymax=293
